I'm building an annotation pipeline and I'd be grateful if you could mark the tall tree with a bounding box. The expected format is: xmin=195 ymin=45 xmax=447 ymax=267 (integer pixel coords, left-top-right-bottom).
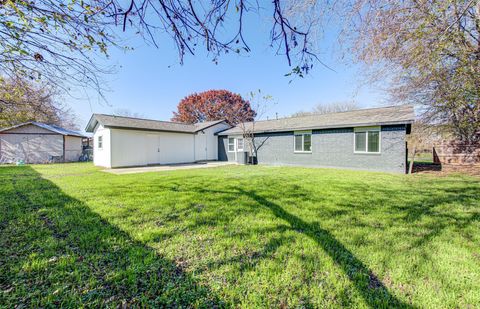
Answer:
xmin=1 ymin=0 xmax=322 ymax=94
xmin=0 ymin=1 xmax=119 ymax=95
xmin=235 ymin=90 xmax=275 ymax=162
xmin=286 ymin=0 xmax=480 ymax=140
xmin=291 ymin=101 xmax=359 ymax=117
xmin=0 ymin=78 xmax=78 ymax=129
xmin=172 ymin=90 xmax=256 ymax=125
xmin=339 ymin=0 xmax=480 ymax=141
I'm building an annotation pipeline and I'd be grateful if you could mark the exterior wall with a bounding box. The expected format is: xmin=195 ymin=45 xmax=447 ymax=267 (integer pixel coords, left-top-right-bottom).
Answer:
xmin=0 ymin=133 xmax=63 ymax=164
xmin=109 ymin=129 xmax=195 ymax=168
xmin=156 ymin=131 xmax=195 ymax=165
xmin=218 ymin=135 xmax=238 ymax=162
xmin=218 ymin=136 xmax=229 ymax=161
xmin=93 ymin=125 xmax=112 ymax=168
xmin=194 ymin=131 xmax=208 ymax=161
xmin=0 ymin=124 xmax=84 ymax=164
xmin=220 ymin=125 xmax=408 ymax=173
xmin=64 ymin=136 xmax=83 ymax=162
xmin=195 ymin=122 xmax=230 ymax=161
xmin=92 ymin=121 xmax=230 ymax=168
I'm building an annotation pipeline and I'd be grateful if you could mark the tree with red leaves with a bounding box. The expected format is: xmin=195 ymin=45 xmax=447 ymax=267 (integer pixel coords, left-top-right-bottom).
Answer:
xmin=172 ymin=90 xmax=256 ymax=125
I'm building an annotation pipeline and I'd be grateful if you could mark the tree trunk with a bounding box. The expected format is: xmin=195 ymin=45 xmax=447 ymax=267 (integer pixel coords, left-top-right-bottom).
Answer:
xmin=408 ymin=146 xmax=417 ymax=174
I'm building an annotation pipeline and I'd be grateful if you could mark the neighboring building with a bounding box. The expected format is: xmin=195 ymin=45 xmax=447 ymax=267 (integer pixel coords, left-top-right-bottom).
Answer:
xmin=0 ymin=122 xmax=86 ymax=164
xmin=218 ymin=105 xmax=415 ymax=173
xmin=85 ymin=114 xmax=230 ymax=168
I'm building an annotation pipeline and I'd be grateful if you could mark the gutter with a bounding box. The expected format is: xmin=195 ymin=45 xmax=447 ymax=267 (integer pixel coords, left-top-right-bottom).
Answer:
xmin=217 ymin=120 xmax=415 ymax=136
xmin=103 ymin=125 xmax=195 ymax=135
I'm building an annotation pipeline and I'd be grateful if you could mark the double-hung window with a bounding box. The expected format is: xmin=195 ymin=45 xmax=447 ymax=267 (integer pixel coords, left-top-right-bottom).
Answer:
xmin=237 ymin=138 xmax=244 ymax=151
xmin=354 ymin=127 xmax=380 ymax=153
xmin=294 ymin=131 xmax=312 ymax=153
xmin=228 ymin=137 xmax=236 ymax=152
xmin=97 ymin=135 xmax=103 ymax=149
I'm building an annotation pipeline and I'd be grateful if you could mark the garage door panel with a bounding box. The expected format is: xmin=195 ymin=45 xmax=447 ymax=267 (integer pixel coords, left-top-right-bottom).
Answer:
xmin=159 ymin=133 xmax=194 ymax=164
xmin=109 ymin=129 xmax=196 ymax=167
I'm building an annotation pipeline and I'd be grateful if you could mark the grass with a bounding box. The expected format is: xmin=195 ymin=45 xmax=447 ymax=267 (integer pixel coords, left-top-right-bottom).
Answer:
xmin=412 ymin=152 xmax=434 ymax=163
xmin=1 ymin=163 xmax=479 ymax=308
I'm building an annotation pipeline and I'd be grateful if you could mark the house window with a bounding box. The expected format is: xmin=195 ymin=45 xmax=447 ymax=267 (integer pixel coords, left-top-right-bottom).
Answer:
xmin=97 ymin=135 xmax=103 ymax=149
xmin=354 ymin=127 xmax=380 ymax=153
xmin=237 ymin=138 xmax=244 ymax=151
xmin=228 ymin=137 xmax=235 ymax=152
xmin=294 ymin=132 xmax=312 ymax=153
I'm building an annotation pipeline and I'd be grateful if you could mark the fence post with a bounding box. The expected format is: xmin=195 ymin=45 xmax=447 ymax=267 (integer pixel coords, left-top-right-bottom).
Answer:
xmin=408 ymin=146 xmax=416 ymax=174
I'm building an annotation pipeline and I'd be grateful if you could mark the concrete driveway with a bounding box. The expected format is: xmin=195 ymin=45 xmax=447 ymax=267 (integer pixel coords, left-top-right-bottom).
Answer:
xmin=102 ymin=161 xmax=236 ymax=175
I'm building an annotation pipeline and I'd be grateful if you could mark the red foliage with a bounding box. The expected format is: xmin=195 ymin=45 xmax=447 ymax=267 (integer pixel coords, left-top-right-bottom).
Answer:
xmin=172 ymin=90 xmax=256 ymax=125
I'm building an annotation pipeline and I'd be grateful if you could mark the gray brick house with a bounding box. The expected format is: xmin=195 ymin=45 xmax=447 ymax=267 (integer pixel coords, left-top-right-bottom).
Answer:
xmin=217 ymin=105 xmax=415 ymax=173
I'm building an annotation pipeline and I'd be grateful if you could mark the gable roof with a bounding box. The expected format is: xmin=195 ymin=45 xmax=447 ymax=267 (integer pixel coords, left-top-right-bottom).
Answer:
xmin=193 ymin=120 xmax=229 ymax=131
xmin=218 ymin=105 xmax=415 ymax=135
xmin=85 ymin=114 xmax=228 ymax=134
xmin=0 ymin=121 xmax=86 ymax=137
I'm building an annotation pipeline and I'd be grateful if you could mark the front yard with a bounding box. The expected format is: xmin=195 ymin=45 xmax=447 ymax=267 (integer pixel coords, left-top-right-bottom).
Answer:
xmin=1 ymin=163 xmax=479 ymax=308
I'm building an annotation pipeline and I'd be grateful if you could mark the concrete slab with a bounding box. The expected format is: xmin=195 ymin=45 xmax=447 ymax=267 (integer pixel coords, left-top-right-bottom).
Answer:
xmin=102 ymin=161 xmax=236 ymax=175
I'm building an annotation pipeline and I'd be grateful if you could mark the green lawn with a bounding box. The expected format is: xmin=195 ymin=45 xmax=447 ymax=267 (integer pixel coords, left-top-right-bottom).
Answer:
xmin=412 ymin=152 xmax=434 ymax=163
xmin=1 ymin=163 xmax=479 ymax=308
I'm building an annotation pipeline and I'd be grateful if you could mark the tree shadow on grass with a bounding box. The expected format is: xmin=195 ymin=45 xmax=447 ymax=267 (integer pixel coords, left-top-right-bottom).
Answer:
xmin=335 ymin=178 xmax=480 ymax=246
xmin=0 ymin=166 xmax=223 ymax=307
xmin=235 ymin=188 xmax=416 ymax=309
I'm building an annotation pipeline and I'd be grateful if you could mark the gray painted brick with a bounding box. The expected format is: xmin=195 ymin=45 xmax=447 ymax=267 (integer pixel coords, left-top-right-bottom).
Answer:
xmin=218 ymin=126 xmax=408 ymax=173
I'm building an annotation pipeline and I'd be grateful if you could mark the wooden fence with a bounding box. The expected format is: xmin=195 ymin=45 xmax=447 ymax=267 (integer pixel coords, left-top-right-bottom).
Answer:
xmin=433 ymin=140 xmax=480 ymax=167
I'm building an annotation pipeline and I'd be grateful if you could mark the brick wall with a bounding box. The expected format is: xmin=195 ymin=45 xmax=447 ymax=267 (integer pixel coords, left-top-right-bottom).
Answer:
xmin=219 ymin=125 xmax=408 ymax=173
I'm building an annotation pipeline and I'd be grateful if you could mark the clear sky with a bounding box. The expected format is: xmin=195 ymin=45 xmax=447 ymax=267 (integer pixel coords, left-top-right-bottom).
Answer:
xmin=69 ymin=8 xmax=386 ymax=130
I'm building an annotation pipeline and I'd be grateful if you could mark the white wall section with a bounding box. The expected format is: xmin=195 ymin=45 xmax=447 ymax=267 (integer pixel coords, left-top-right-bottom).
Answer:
xmin=93 ymin=125 xmax=111 ymax=168
xmin=89 ymin=121 xmax=230 ymax=168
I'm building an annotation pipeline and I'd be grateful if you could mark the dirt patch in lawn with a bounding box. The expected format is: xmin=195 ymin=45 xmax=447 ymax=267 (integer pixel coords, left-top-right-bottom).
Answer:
xmin=413 ymin=163 xmax=480 ymax=177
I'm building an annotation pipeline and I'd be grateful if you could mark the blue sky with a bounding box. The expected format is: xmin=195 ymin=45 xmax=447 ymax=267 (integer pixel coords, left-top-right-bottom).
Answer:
xmin=70 ymin=8 xmax=385 ymax=129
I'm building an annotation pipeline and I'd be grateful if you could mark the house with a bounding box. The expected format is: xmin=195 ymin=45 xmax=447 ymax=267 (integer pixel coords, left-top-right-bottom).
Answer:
xmin=0 ymin=122 xmax=86 ymax=164
xmin=85 ymin=114 xmax=230 ymax=168
xmin=85 ymin=105 xmax=414 ymax=173
xmin=217 ymin=105 xmax=415 ymax=173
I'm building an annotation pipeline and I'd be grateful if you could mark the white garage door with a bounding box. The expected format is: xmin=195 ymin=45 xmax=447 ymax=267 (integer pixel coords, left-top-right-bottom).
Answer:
xmin=195 ymin=132 xmax=208 ymax=161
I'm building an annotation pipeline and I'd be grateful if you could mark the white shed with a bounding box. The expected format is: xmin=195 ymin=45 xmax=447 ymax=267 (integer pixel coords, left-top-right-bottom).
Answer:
xmin=85 ymin=114 xmax=231 ymax=168
xmin=0 ymin=122 xmax=86 ymax=164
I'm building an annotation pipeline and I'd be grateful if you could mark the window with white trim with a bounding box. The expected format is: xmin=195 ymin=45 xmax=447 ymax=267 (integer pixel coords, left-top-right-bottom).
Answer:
xmin=237 ymin=138 xmax=244 ymax=151
xmin=97 ymin=135 xmax=103 ymax=149
xmin=228 ymin=137 xmax=235 ymax=152
xmin=294 ymin=132 xmax=312 ymax=153
xmin=354 ymin=127 xmax=380 ymax=153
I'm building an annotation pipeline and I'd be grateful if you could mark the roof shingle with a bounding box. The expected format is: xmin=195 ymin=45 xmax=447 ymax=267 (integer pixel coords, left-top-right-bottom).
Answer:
xmin=218 ymin=105 xmax=415 ymax=135
xmin=85 ymin=114 xmax=227 ymax=133
xmin=0 ymin=121 xmax=86 ymax=137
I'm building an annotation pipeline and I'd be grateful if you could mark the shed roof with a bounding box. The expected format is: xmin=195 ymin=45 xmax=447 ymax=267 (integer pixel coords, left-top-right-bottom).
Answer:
xmin=218 ymin=105 xmax=415 ymax=135
xmin=0 ymin=122 xmax=86 ymax=137
xmin=85 ymin=114 xmax=228 ymax=133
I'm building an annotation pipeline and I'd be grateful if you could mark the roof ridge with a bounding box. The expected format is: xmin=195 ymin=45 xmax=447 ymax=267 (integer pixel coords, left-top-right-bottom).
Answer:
xmin=94 ymin=113 xmax=194 ymax=126
xmin=218 ymin=104 xmax=414 ymax=135
xmin=1 ymin=121 xmax=85 ymax=137
xmin=253 ymin=104 xmax=413 ymax=123
xmin=194 ymin=119 xmax=226 ymax=125
xmin=95 ymin=114 xmax=228 ymax=127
